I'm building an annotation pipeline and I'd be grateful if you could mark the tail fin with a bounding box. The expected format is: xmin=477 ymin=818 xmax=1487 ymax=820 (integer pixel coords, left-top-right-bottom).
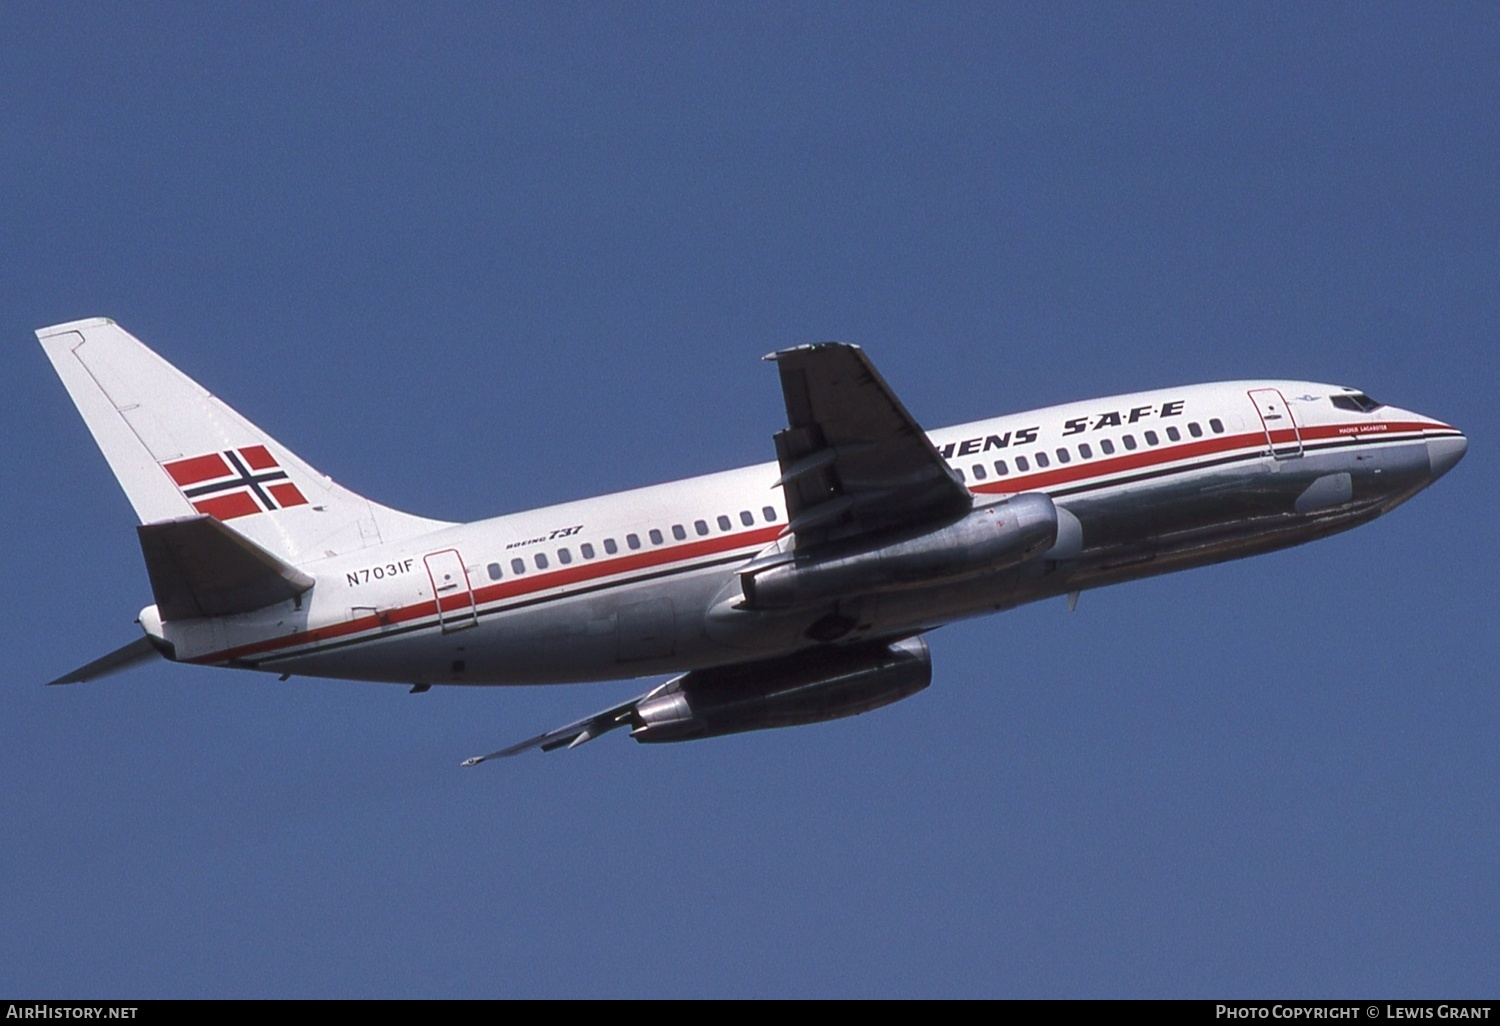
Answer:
xmin=38 ymin=318 xmax=451 ymax=566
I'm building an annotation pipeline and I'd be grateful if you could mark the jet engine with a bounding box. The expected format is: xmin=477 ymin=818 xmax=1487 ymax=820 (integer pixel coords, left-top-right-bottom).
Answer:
xmin=738 ymin=492 xmax=1058 ymax=610
xmin=630 ymin=635 xmax=932 ymax=743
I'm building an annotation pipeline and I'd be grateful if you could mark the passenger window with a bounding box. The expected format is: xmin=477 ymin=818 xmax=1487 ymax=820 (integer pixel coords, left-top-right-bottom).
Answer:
xmin=671 ymin=524 xmax=686 ymax=541
xmin=1166 ymin=426 xmax=1181 ymax=442
xmin=580 ymin=543 xmax=595 ymax=559
xmin=1210 ymin=418 xmax=1224 ymax=434
xmin=1016 ymin=455 xmax=1030 ymax=472
xmin=694 ymin=520 xmax=709 ymax=536
xmin=1079 ymin=443 xmax=1093 ymax=459
xmin=718 ymin=515 xmax=731 ymax=531
xmin=1144 ymin=430 xmax=1159 ymax=445
xmin=955 ymin=468 xmax=966 ymax=482
xmin=557 ymin=548 xmax=572 ymax=565
xmin=1035 ymin=452 xmax=1050 ymax=468
xmin=740 ymin=510 xmax=754 ymax=527
xmin=511 ymin=558 xmax=526 ymax=575
xmin=994 ymin=459 xmax=1008 ymax=476
xmin=627 ymin=534 xmax=641 ymax=550
xmin=1100 ymin=438 xmax=1115 ymax=455
xmin=971 ymin=463 xmax=987 ymax=480
xmin=485 ymin=562 xmax=502 ymax=581
xmin=649 ymin=529 xmax=664 ymax=545
xmin=535 ymin=553 xmax=549 ymax=570
xmin=1188 ymin=422 xmax=1203 ymax=438
xmin=604 ymin=538 xmax=618 ymax=555
xmin=763 ymin=506 xmax=776 ymax=522
xmin=1123 ymin=435 xmax=1137 ymax=450
xmin=1055 ymin=448 xmax=1071 ymax=464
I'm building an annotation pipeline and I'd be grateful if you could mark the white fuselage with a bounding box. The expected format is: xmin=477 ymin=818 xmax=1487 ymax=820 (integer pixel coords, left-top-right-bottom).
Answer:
xmin=148 ymin=380 xmax=1461 ymax=688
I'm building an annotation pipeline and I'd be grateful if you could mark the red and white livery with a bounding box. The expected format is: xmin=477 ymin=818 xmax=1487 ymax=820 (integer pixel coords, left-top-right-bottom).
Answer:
xmin=37 ymin=318 xmax=1466 ymax=760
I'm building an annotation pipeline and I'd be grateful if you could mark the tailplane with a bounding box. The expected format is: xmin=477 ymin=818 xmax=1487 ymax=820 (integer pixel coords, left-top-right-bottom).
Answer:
xmin=137 ymin=515 xmax=314 ymax=619
xmin=37 ymin=318 xmax=451 ymax=566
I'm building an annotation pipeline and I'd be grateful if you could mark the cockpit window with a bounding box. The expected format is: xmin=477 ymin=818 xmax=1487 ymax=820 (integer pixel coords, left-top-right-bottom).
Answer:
xmin=1331 ymin=392 xmax=1383 ymax=413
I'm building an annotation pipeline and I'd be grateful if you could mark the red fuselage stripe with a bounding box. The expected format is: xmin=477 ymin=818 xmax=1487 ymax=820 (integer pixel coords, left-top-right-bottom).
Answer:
xmin=967 ymin=421 xmax=1435 ymax=497
xmin=190 ymin=419 xmax=1443 ymax=665
xmin=194 ymin=523 xmax=787 ymax=663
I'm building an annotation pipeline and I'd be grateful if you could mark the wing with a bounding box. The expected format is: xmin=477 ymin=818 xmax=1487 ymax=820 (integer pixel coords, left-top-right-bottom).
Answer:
xmin=460 ymin=689 xmax=658 ymax=765
xmin=767 ymin=343 xmax=971 ymax=546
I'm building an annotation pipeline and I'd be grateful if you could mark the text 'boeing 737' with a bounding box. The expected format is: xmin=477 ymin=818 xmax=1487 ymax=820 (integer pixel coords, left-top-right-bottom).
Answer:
xmin=37 ymin=319 xmax=1466 ymax=763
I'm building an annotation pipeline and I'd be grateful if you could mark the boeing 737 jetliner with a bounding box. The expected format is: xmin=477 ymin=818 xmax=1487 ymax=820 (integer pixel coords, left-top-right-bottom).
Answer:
xmin=38 ymin=319 xmax=1466 ymax=761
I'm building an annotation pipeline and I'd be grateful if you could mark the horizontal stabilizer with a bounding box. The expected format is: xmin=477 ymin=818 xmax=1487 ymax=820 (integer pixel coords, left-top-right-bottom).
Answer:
xmin=47 ymin=635 xmax=161 ymax=685
xmin=138 ymin=515 xmax=315 ymax=620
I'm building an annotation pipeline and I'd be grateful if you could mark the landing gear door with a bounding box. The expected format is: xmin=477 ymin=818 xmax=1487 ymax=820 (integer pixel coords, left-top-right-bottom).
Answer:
xmin=424 ymin=548 xmax=478 ymax=632
xmin=1248 ymin=388 xmax=1303 ymax=459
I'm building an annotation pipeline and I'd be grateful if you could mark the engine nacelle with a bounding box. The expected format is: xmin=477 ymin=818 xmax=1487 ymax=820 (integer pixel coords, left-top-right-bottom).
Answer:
xmin=739 ymin=492 xmax=1058 ymax=611
xmin=630 ymin=636 xmax=932 ymax=744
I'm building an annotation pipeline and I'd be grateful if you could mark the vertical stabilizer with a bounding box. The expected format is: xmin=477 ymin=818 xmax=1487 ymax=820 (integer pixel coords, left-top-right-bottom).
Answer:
xmin=38 ymin=318 xmax=451 ymax=566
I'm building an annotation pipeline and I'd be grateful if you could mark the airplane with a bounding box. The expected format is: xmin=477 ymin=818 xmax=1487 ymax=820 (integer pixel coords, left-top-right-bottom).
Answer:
xmin=37 ymin=318 xmax=1466 ymax=763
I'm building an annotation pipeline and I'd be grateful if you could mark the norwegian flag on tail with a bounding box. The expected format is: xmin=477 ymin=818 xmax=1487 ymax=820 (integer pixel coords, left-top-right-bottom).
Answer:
xmin=161 ymin=445 xmax=309 ymax=520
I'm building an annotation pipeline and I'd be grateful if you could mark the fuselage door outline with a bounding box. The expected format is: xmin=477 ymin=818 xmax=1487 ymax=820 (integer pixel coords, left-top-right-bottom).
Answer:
xmin=423 ymin=548 xmax=478 ymax=633
xmin=1248 ymin=388 xmax=1304 ymax=460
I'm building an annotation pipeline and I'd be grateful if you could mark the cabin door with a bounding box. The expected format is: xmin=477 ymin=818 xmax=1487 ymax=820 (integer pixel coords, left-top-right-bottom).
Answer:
xmin=424 ymin=548 xmax=478 ymax=632
xmin=1248 ymin=388 xmax=1303 ymax=459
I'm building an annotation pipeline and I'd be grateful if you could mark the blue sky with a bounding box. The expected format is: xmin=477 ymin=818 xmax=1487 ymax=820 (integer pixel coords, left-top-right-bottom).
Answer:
xmin=2 ymin=3 xmax=1496 ymax=997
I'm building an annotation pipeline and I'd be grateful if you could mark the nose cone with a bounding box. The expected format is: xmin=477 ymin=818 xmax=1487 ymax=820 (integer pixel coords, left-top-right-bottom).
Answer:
xmin=1427 ymin=434 xmax=1467 ymax=482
